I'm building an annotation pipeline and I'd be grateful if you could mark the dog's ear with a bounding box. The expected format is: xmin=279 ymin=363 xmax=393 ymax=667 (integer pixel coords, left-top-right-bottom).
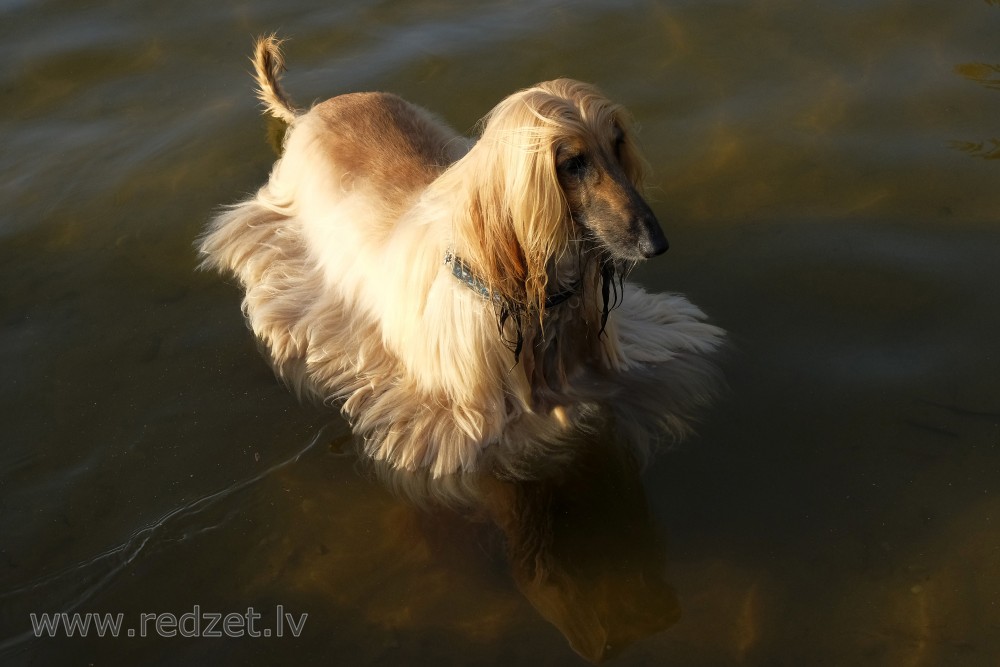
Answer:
xmin=458 ymin=129 xmax=570 ymax=315
xmin=495 ymin=137 xmax=569 ymax=314
xmin=465 ymin=185 xmax=529 ymax=306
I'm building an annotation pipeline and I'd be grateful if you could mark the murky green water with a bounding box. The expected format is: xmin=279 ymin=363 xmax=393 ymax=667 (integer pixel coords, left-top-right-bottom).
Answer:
xmin=2 ymin=1 xmax=999 ymax=665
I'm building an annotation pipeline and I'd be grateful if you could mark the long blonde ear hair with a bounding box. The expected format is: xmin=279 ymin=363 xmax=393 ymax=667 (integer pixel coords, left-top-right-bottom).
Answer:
xmin=446 ymin=89 xmax=572 ymax=319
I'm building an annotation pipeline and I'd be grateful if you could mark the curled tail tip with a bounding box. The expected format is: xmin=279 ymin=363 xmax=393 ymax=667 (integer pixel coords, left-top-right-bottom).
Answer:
xmin=251 ymin=33 xmax=299 ymax=124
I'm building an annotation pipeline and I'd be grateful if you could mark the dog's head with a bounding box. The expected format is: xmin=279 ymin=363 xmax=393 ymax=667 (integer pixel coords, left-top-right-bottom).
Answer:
xmin=456 ymin=79 xmax=667 ymax=315
xmin=535 ymin=79 xmax=668 ymax=262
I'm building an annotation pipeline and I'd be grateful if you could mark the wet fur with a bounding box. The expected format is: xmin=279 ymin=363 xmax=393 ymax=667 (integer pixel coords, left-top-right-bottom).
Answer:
xmin=200 ymin=36 xmax=725 ymax=478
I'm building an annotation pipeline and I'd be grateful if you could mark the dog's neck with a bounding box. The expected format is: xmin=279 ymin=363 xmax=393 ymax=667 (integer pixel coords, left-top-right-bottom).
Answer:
xmin=443 ymin=247 xmax=617 ymax=377
xmin=444 ymin=250 xmax=579 ymax=309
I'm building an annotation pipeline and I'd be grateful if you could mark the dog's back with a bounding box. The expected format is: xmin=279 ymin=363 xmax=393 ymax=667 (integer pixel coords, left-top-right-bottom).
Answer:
xmin=304 ymin=93 xmax=465 ymax=224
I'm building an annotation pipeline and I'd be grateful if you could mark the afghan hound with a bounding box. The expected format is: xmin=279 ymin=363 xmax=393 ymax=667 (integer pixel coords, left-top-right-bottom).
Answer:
xmin=199 ymin=35 xmax=725 ymax=479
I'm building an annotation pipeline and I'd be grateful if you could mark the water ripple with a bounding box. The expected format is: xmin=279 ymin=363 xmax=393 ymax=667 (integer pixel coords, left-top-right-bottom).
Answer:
xmin=0 ymin=424 xmax=331 ymax=654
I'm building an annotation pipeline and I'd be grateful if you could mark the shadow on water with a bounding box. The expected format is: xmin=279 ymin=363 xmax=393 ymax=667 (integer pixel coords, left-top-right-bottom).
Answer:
xmin=370 ymin=427 xmax=681 ymax=664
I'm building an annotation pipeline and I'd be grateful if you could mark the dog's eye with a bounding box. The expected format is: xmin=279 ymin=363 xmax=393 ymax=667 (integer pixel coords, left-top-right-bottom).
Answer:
xmin=558 ymin=153 xmax=589 ymax=179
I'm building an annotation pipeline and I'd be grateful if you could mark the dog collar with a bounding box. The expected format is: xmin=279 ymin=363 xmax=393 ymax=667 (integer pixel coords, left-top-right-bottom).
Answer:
xmin=444 ymin=251 xmax=578 ymax=308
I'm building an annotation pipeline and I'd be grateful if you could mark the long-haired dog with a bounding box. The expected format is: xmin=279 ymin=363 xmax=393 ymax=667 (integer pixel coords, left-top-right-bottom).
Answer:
xmin=200 ymin=36 xmax=725 ymax=478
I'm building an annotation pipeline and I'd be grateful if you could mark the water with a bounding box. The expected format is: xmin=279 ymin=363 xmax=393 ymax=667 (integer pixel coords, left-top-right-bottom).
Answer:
xmin=2 ymin=0 xmax=999 ymax=664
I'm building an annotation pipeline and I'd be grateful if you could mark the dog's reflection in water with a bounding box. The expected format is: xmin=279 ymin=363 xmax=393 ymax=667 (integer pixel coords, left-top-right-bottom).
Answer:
xmin=369 ymin=428 xmax=679 ymax=663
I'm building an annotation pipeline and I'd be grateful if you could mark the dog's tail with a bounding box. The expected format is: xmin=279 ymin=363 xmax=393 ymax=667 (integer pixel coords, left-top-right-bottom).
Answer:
xmin=252 ymin=34 xmax=300 ymax=123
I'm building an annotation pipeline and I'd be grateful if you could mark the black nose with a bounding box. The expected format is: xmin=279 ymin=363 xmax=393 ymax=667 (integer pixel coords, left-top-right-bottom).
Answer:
xmin=639 ymin=217 xmax=669 ymax=258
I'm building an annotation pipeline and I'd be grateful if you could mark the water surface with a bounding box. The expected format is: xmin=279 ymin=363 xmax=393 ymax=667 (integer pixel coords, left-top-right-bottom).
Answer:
xmin=1 ymin=0 xmax=999 ymax=665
